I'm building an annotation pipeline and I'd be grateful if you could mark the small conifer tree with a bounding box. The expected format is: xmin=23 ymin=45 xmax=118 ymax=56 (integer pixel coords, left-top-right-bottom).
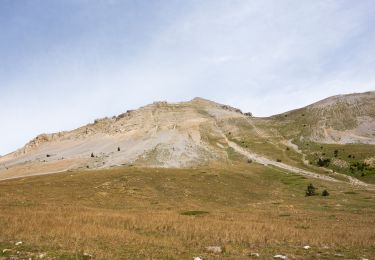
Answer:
xmin=306 ymin=183 xmax=317 ymax=196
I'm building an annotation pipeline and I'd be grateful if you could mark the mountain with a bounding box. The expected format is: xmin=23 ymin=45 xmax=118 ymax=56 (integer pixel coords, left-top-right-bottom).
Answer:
xmin=1 ymin=92 xmax=374 ymax=183
xmin=0 ymin=98 xmax=251 ymax=179
xmin=270 ymin=91 xmax=375 ymax=144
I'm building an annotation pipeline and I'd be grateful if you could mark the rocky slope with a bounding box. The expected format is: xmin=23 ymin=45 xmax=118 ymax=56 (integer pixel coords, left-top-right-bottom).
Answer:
xmin=0 ymin=92 xmax=374 ymax=183
xmin=0 ymin=98 xmax=252 ymax=179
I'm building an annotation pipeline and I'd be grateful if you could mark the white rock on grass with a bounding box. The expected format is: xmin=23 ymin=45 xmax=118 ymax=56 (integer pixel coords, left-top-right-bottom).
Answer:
xmin=15 ymin=241 xmax=23 ymax=246
xmin=2 ymin=249 xmax=11 ymax=253
xmin=303 ymin=245 xmax=311 ymax=250
xmin=193 ymin=257 xmax=203 ymax=260
xmin=206 ymin=246 xmax=222 ymax=253
xmin=83 ymin=252 xmax=93 ymax=258
xmin=250 ymin=252 xmax=260 ymax=257
xmin=274 ymin=255 xmax=287 ymax=259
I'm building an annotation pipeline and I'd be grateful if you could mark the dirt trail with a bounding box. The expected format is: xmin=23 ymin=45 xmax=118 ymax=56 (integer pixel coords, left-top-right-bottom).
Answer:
xmin=283 ymin=139 xmax=374 ymax=189
xmin=224 ymin=136 xmax=340 ymax=182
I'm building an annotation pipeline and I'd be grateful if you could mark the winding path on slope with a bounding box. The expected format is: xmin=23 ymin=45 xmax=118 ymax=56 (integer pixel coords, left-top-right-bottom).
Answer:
xmin=283 ymin=139 xmax=374 ymax=189
xmin=224 ymin=136 xmax=339 ymax=182
xmin=226 ymin=134 xmax=375 ymax=189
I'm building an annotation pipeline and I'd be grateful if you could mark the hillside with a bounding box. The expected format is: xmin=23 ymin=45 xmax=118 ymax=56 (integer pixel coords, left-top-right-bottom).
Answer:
xmin=264 ymin=91 xmax=375 ymax=183
xmin=270 ymin=91 xmax=375 ymax=144
xmin=0 ymin=92 xmax=374 ymax=184
xmin=0 ymin=98 xmax=246 ymax=178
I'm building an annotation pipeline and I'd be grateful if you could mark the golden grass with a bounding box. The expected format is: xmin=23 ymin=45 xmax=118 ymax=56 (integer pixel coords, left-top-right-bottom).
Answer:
xmin=0 ymin=164 xmax=374 ymax=259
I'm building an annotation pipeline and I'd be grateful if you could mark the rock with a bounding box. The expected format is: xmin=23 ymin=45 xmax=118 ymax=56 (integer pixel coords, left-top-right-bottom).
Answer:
xmin=193 ymin=257 xmax=203 ymax=260
xmin=303 ymin=245 xmax=311 ymax=250
xmin=206 ymin=246 xmax=222 ymax=253
xmin=274 ymin=255 xmax=287 ymax=260
xmin=39 ymin=253 xmax=47 ymax=259
xmin=2 ymin=249 xmax=11 ymax=253
xmin=334 ymin=253 xmax=344 ymax=258
xmin=83 ymin=252 xmax=93 ymax=258
xmin=249 ymin=252 xmax=260 ymax=257
xmin=15 ymin=241 xmax=23 ymax=246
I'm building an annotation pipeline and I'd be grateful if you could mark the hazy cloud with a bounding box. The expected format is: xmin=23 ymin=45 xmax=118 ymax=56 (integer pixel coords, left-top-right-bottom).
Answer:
xmin=0 ymin=0 xmax=374 ymax=154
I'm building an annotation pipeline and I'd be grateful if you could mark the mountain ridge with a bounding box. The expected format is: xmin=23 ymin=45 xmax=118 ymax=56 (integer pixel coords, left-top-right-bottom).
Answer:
xmin=0 ymin=92 xmax=374 ymax=184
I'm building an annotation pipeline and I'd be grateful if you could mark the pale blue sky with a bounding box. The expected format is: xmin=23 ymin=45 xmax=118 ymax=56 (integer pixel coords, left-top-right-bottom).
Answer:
xmin=1 ymin=0 xmax=375 ymax=155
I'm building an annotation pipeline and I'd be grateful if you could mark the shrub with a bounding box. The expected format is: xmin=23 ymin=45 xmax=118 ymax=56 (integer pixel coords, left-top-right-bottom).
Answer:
xmin=317 ymin=158 xmax=330 ymax=167
xmin=117 ymin=147 xmax=121 ymax=152
xmin=306 ymin=184 xmax=317 ymax=196
xmin=180 ymin=210 xmax=209 ymax=216
xmin=322 ymin=190 xmax=329 ymax=196
xmin=334 ymin=150 xmax=339 ymax=157
xmin=91 ymin=153 xmax=94 ymax=158
xmin=247 ymin=159 xmax=252 ymax=164
xmin=276 ymin=159 xmax=282 ymax=162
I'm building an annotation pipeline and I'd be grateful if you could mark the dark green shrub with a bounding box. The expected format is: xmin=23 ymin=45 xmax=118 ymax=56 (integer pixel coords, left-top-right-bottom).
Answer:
xmin=180 ymin=210 xmax=209 ymax=216
xmin=322 ymin=190 xmax=329 ymax=196
xmin=317 ymin=158 xmax=330 ymax=167
xmin=306 ymin=184 xmax=317 ymax=196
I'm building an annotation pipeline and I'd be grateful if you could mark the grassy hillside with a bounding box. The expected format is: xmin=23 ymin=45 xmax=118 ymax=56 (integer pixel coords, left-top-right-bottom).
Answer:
xmin=254 ymin=92 xmax=375 ymax=184
xmin=294 ymin=140 xmax=375 ymax=184
xmin=0 ymin=164 xmax=374 ymax=259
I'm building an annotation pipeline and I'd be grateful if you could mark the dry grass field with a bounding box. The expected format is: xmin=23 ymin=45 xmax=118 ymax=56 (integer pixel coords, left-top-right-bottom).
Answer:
xmin=0 ymin=163 xmax=374 ymax=259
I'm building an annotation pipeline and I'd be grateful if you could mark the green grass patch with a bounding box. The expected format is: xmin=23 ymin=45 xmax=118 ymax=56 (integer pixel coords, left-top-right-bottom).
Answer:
xmin=180 ymin=210 xmax=209 ymax=216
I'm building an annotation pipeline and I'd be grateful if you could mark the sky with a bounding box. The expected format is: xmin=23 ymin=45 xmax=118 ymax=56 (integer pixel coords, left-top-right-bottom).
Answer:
xmin=1 ymin=0 xmax=375 ymax=155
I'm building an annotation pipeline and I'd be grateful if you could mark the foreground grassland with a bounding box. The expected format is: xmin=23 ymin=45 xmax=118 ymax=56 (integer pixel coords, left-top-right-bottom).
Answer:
xmin=0 ymin=164 xmax=374 ymax=259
